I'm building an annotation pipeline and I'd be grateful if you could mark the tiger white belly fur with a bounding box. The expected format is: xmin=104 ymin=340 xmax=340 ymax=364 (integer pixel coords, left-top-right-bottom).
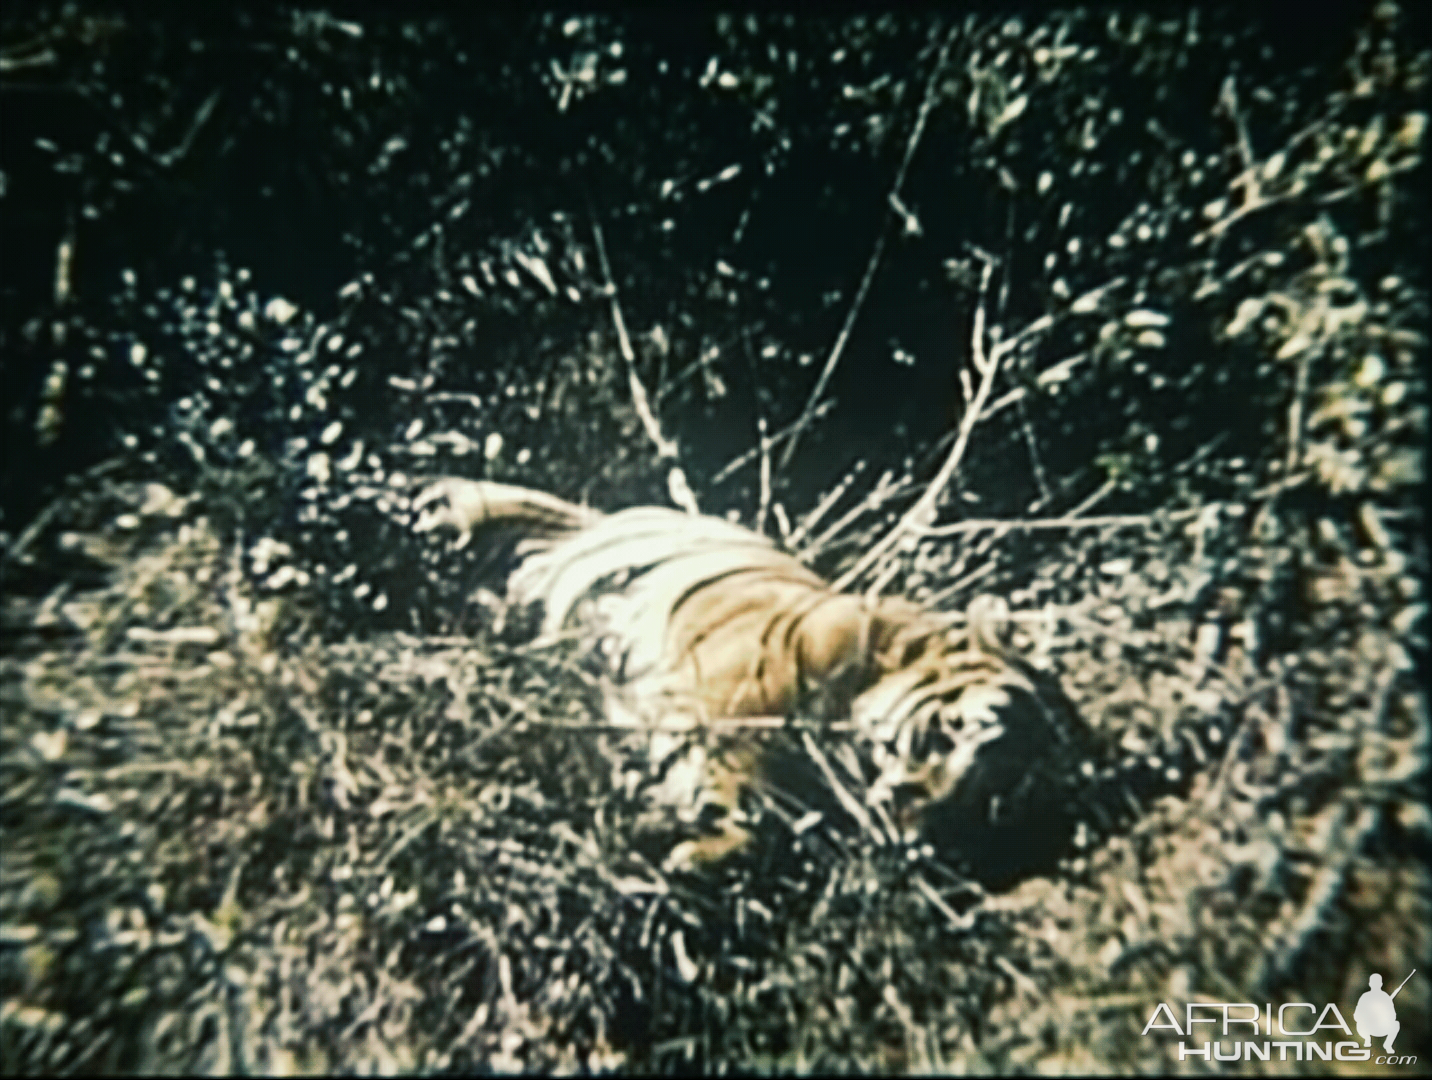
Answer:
xmin=413 ymin=478 xmax=1086 ymax=870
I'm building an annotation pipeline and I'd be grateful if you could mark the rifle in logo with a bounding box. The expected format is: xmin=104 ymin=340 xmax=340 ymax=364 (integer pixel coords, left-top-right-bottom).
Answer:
xmin=1355 ymin=969 xmax=1414 ymax=1054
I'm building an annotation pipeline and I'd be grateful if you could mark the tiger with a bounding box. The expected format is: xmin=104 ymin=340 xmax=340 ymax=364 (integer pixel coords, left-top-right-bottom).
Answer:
xmin=411 ymin=477 xmax=1091 ymax=875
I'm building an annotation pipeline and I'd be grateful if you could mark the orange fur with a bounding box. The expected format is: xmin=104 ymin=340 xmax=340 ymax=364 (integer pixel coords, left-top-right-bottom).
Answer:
xmin=413 ymin=478 xmax=1072 ymax=868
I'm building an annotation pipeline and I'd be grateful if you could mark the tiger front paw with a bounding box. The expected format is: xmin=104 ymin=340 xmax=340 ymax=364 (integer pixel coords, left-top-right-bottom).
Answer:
xmin=411 ymin=478 xmax=489 ymax=549
xmin=663 ymin=821 xmax=753 ymax=872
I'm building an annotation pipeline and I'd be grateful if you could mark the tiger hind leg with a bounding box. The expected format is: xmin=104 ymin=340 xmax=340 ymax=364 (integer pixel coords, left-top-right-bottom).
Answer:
xmin=664 ymin=817 xmax=753 ymax=871
xmin=661 ymin=739 xmax=762 ymax=870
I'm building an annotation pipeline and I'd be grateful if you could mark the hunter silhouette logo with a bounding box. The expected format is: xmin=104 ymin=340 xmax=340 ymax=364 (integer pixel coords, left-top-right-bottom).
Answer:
xmin=1138 ymin=968 xmax=1418 ymax=1066
xmin=1356 ymin=970 xmax=1414 ymax=1055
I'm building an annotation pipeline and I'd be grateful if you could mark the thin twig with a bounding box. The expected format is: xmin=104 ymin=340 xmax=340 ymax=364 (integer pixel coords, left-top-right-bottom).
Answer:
xmin=923 ymin=469 xmax=1315 ymax=554
xmin=1222 ymin=76 xmax=1258 ymax=184
xmin=1016 ymin=393 xmax=1052 ymax=504
xmin=989 ymin=309 xmax=1056 ymax=366
xmin=799 ymin=472 xmax=920 ymax=564
xmin=590 ymin=219 xmax=678 ymax=461
xmin=522 ymin=716 xmax=863 ymax=734
xmin=1195 ymin=150 xmax=1418 ymax=250
xmin=916 ymin=471 xmax=1116 ymax=608
xmin=848 ymin=261 xmax=1073 ymax=594
xmin=1058 ymin=606 xmax=1276 ymax=701
xmin=1066 ymin=476 xmax=1119 ymax=519
xmin=797 ymin=320 xmax=1079 ymax=562
xmin=755 ymin=417 xmax=773 ymax=536
xmin=995 ymin=956 xmax=1044 ymax=1000
xmin=983 ymin=385 xmax=1028 ymax=420
xmin=800 ymin=731 xmax=887 ymax=844
xmin=912 ymin=873 xmax=980 ymax=931
xmin=591 ymin=216 xmax=698 ymax=515
xmin=427 ymin=392 xmax=485 ymax=409
xmin=652 ymin=325 xmax=762 ymax=407
xmin=0 ymin=48 xmax=57 ymax=74
xmin=54 ymin=209 xmax=75 ymax=307
xmin=1255 ymin=803 xmax=1379 ymax=992
xmin=922 ymin=560 xmax=998 ymax=609
xmin=780 ymin=227 xmax=888 ymax=470
xmin=835 ymin=251 xmax=1001 ymax=596
xmin=915 ymin=508 xmax=1204 ymax=537
xmin=1190 ymin=82 xmax=1406 ymax=248
xmin=154 ymin=91 xmax=220 ymax=169
xmin=867 ymin=556 xmax=905 ymax=601
xmin=771 ymin=503 xmax=792 ymax=543
xmin=1285 ymin=348 xmax=1311 ymax=476
xmin=710 ymin=399 xmax=835 ymax=487
xmin=786 ymin=460 xmax=866 ymax=549
xmin=2 ymin=456 xmax=128 ymax=574
xmin=801 ymin=470 xmax=897 ymax=557
xmin=781 ymin=24 xmax=961 ymax=469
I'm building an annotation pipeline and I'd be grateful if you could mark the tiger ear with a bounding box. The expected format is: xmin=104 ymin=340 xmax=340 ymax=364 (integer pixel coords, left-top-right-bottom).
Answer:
xmin=965 ymin=594 xmax=1013 ymax=653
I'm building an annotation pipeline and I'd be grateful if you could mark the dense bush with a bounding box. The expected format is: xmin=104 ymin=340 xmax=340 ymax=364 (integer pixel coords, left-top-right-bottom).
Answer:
xmin=2 ymin=3 xmax=1426 ymax=1073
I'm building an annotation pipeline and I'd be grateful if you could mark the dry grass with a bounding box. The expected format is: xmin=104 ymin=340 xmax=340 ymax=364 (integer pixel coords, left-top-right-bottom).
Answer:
xmin=2 ymin=458 xmax=1424 ymax=1074
xmin=2 ymin=5 xmax=1427 ymax=1074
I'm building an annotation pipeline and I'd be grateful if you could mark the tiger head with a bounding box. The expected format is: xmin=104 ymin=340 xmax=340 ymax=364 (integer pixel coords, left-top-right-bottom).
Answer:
xmin=851 ymin=596 xmax=1090 ymax=866
xmin=650 ymin=583 xmax=1090 ymax=874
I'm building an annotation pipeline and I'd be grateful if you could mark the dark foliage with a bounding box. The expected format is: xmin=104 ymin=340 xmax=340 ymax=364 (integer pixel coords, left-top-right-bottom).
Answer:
xmin=2 ymin=2 xmax=1426 ymax=1073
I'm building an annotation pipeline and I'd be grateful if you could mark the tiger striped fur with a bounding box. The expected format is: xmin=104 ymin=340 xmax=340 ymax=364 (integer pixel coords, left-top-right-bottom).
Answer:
xmin=413 ymin=478 xmax=1090 ymax=872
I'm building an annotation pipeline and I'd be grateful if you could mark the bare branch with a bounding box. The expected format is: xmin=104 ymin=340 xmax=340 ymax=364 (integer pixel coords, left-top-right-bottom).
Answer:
xmin=1066 ymin=476 xmax=1119 ymax=519
xmin=0 ymin=47 xmax=57 ymax=73
xmin=591 ymin=218 xmax=675 ymax=459
xmin=1285 ymin=348 xmax=1312 ymax=476
xmin=1016 ymin=394 xmax=1052 ymax=504
xmin=513 ymin=715 xmax=863 ymax=734
xmin=912 ymin=874 xmax=979 ymax=931
xmin=54 ymin=209 xmax=76 ymax=307
xmin=922 ymin=560 xmax=998 ymax=609
xmin=154 ymin=91 xmax=221 ymax=169
xmin=800 ymin=731 xmax=890 ymax=845
xmin=755 ymin=416 xmax=772 ymax=536
xmin=787 ymin=459 xmax=865 ymax=549
xmin=915 ymin=508 xmax=1204 ymax=537
xmin=591 ymin=216 xmax=698 ymax=515
xmin=799 ymin=471 xmax=920 ymax=564
xmin=709 ymin=398 xmax=835 ymax=487
xmin=426 ymin=392 xmax=484 ymax=409
xmin=781 ymin=24 xmax=961 ymax=469
xmin=833 ymin=251 xmax=1000 ymax=595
